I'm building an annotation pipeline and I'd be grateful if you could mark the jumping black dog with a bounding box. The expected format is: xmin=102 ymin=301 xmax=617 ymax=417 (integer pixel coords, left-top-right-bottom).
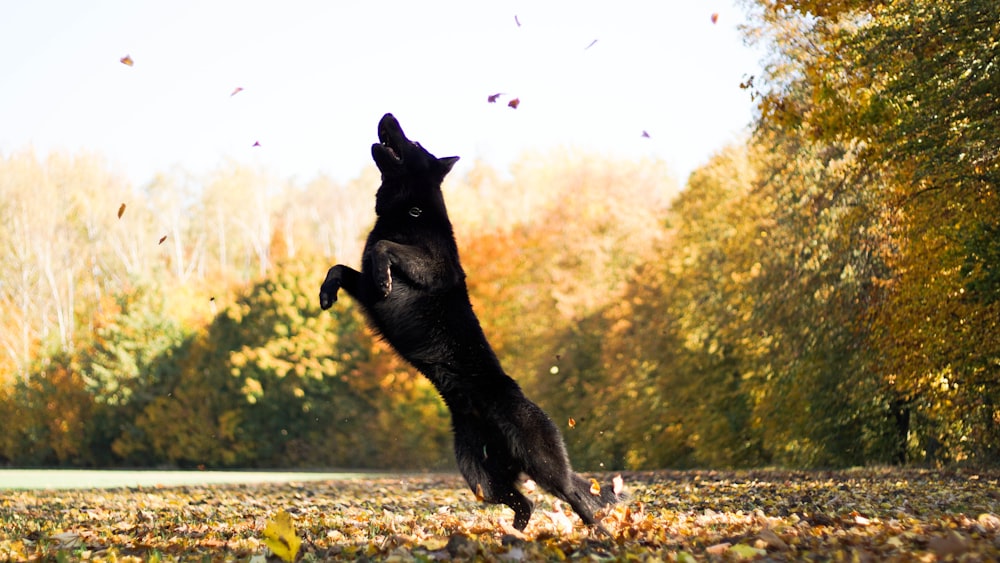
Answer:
xmin=319 ymin=114 xmax=619 ymax=531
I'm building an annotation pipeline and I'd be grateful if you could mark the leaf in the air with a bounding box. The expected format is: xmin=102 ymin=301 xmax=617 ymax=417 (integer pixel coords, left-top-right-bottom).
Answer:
xmin=589 ymin=478 xmax=602 ymax=495
xmin=117 ymin=203 xmax=126 ymax=219
xmin=711 ymin=13 xmax=719 ymax=24
xmin=262 ymin=510 xmax=301 ymax=563
xmin=508 ymin=98 xmax=520 ymax=109
xmin=120 ymin=54 xmax=134 ymax=66
xmin=158 ymin=235 xmax=168 ymax=245
xmin=568 ymin=417 xmax=576 ymax=428
xmin=488 ymin=93 xmax=504 ymax=103
xmin=231 ymin=87 xmax=244 ymax=97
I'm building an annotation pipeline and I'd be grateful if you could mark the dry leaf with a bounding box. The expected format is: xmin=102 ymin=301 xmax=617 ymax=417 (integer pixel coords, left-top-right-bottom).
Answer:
xmin=568 ymin=417 xmax=576 ymax=428
xmin=612 ymin=474 xmax=624 ymax=496
xmin=117 ymin=203 xmax=126 ymax=219
xmin=508 ymin=98 xmax=520 ymax=109
xmin=252 ymin=141 xmax=261 ymax=147
xmin=544 ymin=500 xmax=574 ymax=534
xmin=589 ymin=478 xmax=601 ymax=495
xmin=757 ymin=528 xmax=788 ymax=550
xmin=711 ymin=13 xmax=719 ymax=24
xmin=514 ymin=15 xmax=521 ymax=27
xmin=230 ymin=87 xmax=244 ymax=97
xmin=488 ymin=93 xmax=504 ymax=103
xmin=120 ymin=54 xmax=134 ymax=66
xmin=585 ymin=39 xmax=598 ymax=50
xmin=706 ymin=542 xmax=731 ymax=555
xmin=475 ymin=482 xmax=485 ymax=502
xmin=158 ymin=235 xmax=168 ymax=245
xmin=641 ymin=130 xmax=651 ymax=138
xmin=262 ymin=510 xmax=301 ymax=563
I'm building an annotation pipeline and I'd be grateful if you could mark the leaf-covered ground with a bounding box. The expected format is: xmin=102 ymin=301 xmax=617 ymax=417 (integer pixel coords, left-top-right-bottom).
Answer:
xmin=2 ymin=468 xmax=998 ymax=561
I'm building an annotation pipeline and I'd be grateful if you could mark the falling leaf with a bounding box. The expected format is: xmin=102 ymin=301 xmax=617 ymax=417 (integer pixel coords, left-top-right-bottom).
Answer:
xmin=252 ymin=141 xmax=261 ymax=147
xmin=612 ymin=474 xmax=624 ymax=496
xmin=230 ymin=87 xmax=244 ymax=97
xmin=589 ymin=478 xmax=601 ymax=495
xmin=508 ymin=98 xmax=520 ymax=109
xmin=158 ymin=235 xmax=168 ymax=245
xmin=488 ymin=93 xmax=504 ymax=103
xmin=514 ymin=15 xmax=521 ymax=27
xmin=117 ymin=203 xmax=126 ymax=219
xmin=568 ymin=417 xmax=577 ymax=428
xmin=641 ymin=130 xmax=651 ymax=138
xmin=711 ymin=13 xmax=719 ymax=24
xmin=262 ymin=510 xmax=301 ymax=563
xmin=120 ymin=54 xmax=134 ymax=66
xmin=585 ymin=39 xmax=598 ymax=50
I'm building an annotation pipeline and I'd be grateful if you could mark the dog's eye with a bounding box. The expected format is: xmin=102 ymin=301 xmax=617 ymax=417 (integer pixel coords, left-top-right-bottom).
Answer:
xmin=408 ymin=207 xmax=422 ymax=218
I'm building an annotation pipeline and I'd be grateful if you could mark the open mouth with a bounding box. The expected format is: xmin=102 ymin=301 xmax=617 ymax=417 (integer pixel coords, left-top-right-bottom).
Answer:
xmin=377 ymin=113 xmax=407 ymax=163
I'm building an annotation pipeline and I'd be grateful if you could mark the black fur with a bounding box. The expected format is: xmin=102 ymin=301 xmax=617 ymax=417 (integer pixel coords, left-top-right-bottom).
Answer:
xmin=319 ymin=114 xmax=618 ymax=530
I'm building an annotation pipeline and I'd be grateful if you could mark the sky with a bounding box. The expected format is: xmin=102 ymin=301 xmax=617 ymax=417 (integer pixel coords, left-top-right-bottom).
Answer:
xmin=0 ymin=1 xmax=763 ymax=188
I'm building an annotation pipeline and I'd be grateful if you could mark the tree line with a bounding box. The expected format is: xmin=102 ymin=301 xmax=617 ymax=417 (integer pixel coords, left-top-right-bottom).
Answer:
xmin=1 ymin=0 xmax=996 ymax=468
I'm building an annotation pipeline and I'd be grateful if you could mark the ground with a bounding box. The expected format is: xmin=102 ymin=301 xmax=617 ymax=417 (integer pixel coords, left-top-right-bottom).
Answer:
xmin=1 ymin=468 xmax=998 ymax=561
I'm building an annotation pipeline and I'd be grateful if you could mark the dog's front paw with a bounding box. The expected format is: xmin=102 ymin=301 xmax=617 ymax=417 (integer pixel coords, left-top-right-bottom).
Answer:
xmin=374 ymin=264 xmax=393 ymax=298
xmin=319 ymin=268 xmax=342 ymax=310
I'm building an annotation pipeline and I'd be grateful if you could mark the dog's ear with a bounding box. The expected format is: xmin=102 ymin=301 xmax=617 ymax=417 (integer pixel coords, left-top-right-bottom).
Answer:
xmin=437 ymin=156 xmax=460 ymax=177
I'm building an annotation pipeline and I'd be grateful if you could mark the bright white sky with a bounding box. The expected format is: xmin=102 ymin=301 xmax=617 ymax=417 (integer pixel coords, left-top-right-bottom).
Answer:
xmin=0 ymin=1 xmax=762 ymax=187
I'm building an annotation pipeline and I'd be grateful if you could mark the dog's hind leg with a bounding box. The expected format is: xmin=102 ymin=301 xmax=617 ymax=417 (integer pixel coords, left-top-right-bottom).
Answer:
xmin=454 ymin=425 xmax=534 ymax=530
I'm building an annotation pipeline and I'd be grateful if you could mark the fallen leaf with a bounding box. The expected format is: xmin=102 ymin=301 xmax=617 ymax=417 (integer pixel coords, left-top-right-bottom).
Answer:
xmin=544 ymin=501 xmax=574 ymax=534
xmin=508 ymin=98 xmax=520 ymax=109
xmin=117 ymin=203 xmax=126 ymax=219
xmin=488 ymin=93 xmax=504 ymax=103
xmin=50 ymin=531 xmax=83 ymax=549
xmin=928 ymin=530 xmax=971 ymax=558
xmin=120 ymin=54 xmax=134 ymax=66
xmin=757 ymin=527 xmax=788 ymax=550
xmin=711 ymin=13 xmax=719 ymax=24
xmin=706 ymin=542 xmax=731 ymax=555
xmin=729 ymin=544 xmax=766 ymax=559
xmin=230 ymin=87 xmax=244 ymax=97
xmin=262 ymin=510 xmax=301 ymax=563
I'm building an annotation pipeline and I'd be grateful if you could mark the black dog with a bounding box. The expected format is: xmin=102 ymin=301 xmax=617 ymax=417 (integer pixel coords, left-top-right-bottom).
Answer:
xmin=319 ymin=114 xmax=619 ymax=530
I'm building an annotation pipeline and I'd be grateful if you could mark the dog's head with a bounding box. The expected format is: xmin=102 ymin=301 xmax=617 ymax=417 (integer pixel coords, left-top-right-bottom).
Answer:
xmin=372 ymin=113 xmax=459 ymax=217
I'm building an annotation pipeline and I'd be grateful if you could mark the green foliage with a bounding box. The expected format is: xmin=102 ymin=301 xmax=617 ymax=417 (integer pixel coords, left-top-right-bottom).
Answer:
xmin=120 ymin=259 xmax=451 ymax=469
